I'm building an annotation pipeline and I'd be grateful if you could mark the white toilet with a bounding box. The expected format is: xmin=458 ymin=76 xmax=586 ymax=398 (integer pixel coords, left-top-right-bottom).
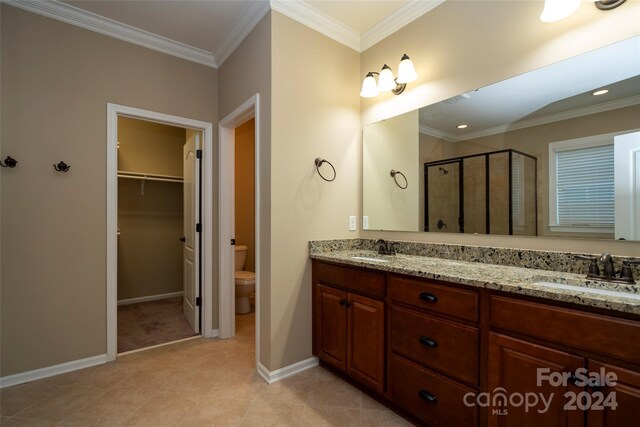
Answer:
xmin=235 ymin=245 xmax=255 ymax=314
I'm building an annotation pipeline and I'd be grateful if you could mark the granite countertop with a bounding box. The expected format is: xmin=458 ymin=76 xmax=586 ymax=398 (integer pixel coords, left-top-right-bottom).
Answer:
xmin=310 ymin=249 xmax=640 ymax=316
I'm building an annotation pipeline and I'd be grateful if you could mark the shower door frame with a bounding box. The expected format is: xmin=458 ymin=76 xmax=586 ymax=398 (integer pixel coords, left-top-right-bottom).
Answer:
xmin=424 ymin=149 xmax=538 ymax=236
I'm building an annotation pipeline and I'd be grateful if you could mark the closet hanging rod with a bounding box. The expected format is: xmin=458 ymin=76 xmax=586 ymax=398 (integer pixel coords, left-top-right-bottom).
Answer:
xmin=117 ymin=171 xmax=183 ymax=183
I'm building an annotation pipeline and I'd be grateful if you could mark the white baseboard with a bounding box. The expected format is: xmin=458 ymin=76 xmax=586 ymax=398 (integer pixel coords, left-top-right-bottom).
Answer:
xmin=257 ymin=357 xmax=319 ymax=384
xmin=117 ymin=291 xmax=183 ymax=306
xmin=0 ymin=354 xmax=108 ymax=389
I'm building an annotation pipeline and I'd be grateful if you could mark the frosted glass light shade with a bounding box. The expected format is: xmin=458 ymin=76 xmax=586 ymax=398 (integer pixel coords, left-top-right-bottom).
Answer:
xmin=378 ymin=65 xmax=397 ymax=92
xmin=360 ymin=73 xmax=379 ymax=98
xmin=396 ymin=54 xmax=417 ymax=84
xmin=540 ymin=0 xmax=580 ymax=22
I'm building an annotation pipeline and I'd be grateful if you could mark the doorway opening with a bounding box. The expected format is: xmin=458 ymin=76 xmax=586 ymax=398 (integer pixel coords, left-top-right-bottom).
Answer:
xmin=218 ymin=94 xmax=260 ymax=368
xmin=233 ymin=118 xmax=256 ymax=342
xmin=116 ymin=117 xmax=200 ymax=353
xmin=107 ymin=104 xmax=214 ymax=361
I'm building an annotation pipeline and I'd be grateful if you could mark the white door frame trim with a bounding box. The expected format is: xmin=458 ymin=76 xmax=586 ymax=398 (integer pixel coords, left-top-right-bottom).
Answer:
xmin=218 ymin=94 xmax=260 ymax=367
xmin=106 ymin=103 xmax=215 ymax=361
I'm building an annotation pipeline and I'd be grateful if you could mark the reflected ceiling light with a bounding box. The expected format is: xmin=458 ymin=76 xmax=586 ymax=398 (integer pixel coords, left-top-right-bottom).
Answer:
xmin=457 ymin=124 xmax=468 ymax=129
xmin=592 ymin=89 xmax=609 ymax=96
xmin=540 ymin=0 xmax=626 ymax=22
xmin=360 ymin=54 xmax=417 ymax=97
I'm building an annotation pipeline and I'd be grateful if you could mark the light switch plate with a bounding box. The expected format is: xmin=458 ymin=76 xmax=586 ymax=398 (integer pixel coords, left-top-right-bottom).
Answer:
xmin=349 ymin=216 xmax=357 ymax=231
xmin=363 ymin=216 xmax=369 ymax=230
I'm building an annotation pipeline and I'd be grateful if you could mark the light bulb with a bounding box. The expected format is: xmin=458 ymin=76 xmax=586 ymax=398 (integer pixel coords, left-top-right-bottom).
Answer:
xmin=378 ymin=65 xmax=397 ymax=92
xmin=360 ymin=72 xmax=379 ymax=98
xmin=540 ymin=0 xmax=581 ymax=22
xmin=396 ymin=54 xmax=417 ymax=84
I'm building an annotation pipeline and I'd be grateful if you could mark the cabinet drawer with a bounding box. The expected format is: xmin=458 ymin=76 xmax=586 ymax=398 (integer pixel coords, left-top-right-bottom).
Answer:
xmin=390 ymin=355 xmax=478 ymax=427
xmin=391 ymin=306 xmax=479 ymax=387
xmin=389 ymin=275 xmax=479 ymax=322
xmin=491 ymin=296 xmax=640 ymax=365
xmin=317 ymin=261 xmax=385 ymax=298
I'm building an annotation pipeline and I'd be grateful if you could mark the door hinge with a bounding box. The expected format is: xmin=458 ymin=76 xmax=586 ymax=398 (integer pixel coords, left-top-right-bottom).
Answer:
xmin=196 ymin=149 xmax=202 ymax=159
xmin=196 ymin=223 xmax=202 ymax=233
xmin=196 ymin=296 xmax=202 ymax=306
xmin=231 ymin=238 xmax=236 ymax=245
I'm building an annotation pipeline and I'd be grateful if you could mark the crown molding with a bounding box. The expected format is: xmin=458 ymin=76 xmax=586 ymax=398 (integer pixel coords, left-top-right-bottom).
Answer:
xmin=3 ymin=0 xmax=218 ymax=68
xmin=453 ymin=95 xmax=640 ymax=142
xmin=419 ymin=124 xmax=456 ymax=142
xmin=214 ymin=1 xmax=271 ymax=67
xmin=420 ymin=95 xmax=640 ymax=143
xmin=270 ymin=0 xmax=360 ymax=51
xmin=361 ymin=0 xmax=446 ymax=52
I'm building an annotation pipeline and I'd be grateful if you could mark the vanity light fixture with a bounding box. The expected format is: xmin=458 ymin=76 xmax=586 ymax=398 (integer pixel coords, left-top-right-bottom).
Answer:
xmin=592 ymin=89 xmax=609 ymax=96
xmin=540 ymin=0 xmax=626 ymax=22
xmin=360 ymin=54 xmax=417 ymax=97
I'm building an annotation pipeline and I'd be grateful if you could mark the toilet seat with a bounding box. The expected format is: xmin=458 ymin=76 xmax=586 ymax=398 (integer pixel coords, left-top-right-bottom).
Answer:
xmin=235 ymin=270 xmax=255 ymax=285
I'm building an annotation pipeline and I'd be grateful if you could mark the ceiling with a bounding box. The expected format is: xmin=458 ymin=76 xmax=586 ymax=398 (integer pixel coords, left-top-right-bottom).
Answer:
xmin=9 ymin=0 xmax=443 ymax=68
xmin=419 ymin=36 xmax=640 ymax=142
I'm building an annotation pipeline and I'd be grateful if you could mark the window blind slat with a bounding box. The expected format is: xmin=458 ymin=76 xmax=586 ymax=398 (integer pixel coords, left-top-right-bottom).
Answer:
xmin=555 ymin=144 xmax=614 ymax=227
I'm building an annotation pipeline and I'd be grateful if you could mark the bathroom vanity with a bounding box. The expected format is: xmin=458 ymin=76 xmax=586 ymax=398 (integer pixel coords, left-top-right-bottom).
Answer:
xmin=310 ymin=242 xmax=640 ymax=427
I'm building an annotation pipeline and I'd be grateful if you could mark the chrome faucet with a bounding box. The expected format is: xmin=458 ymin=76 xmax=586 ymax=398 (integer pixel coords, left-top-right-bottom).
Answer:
xmin=375 ymin=239 xmax=396 ymax=256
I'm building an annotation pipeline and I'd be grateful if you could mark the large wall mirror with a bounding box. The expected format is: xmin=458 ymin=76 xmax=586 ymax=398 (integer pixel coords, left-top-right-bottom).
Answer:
xmin=363 ymin=36 xmax=640 ymax=241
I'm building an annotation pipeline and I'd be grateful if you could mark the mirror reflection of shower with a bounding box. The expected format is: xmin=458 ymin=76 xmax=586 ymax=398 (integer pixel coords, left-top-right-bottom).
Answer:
xmin=425 ymin=150 xmax=537 ymax=236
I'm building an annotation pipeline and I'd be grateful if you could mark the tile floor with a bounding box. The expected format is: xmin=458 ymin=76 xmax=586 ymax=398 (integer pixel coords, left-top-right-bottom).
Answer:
xmin=0 ymin=313 xmax=412 ymax=426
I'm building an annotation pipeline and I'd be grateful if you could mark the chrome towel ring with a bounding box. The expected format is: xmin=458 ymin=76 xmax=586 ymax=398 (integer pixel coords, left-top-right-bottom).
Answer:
xmin=390 ymin=169 xmax=408 ymax=189
xmin=315 ymin=158 xmax=336 ymax=182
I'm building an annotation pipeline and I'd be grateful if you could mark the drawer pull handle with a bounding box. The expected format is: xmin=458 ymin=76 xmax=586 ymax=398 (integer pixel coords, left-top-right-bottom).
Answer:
xmin=339 ymin=299 xmax=346 ymax=306
xmin=419 ymin=292 xmax=438 ymax=303
xmin=419 ymin=336 xmax=438 ymax=348
xmin=418 ymin=390 xmax=437 ymax=404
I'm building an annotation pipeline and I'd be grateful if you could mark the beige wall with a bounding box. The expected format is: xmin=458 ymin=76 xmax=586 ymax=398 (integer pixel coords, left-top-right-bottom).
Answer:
xmin=218 ymin=13 xmax=272 ymax=367
xmin=235 ymin=119 xmax=256 ymax=272
xmin=117 ymin=117 xmax=186 ymax=176
xmin=363 ymin=110 xmax=420 ymax=231
xmin=0 ymin=5 xmax=217 ymax=376
xmin=270 ymin=12 xmax=361 ymax=370
xmin=117 ymin=118 xmax=185 ymax=300
xmin=361 ymin=0 xmax=640 ymax=256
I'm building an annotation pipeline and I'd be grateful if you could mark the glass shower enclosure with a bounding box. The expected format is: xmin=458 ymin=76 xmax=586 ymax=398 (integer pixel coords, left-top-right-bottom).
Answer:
xmin=424 ymin=149 xmax=537 ymax=236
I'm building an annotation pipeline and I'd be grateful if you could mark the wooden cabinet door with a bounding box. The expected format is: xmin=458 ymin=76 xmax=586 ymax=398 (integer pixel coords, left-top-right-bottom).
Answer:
xmin=317 ymin=284 xmax=347 ymax=371
xmin=587 ymin=360 xmax=640 ymax=427
xmin=347 ymin=292 xmax=385 ymax=393
xmin=488 ymin=333 xmax=584 ymax=427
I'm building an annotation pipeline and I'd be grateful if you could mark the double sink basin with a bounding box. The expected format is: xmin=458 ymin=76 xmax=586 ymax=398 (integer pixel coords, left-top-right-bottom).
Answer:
xmin=349 ymin=254 xmax=640 ymax=302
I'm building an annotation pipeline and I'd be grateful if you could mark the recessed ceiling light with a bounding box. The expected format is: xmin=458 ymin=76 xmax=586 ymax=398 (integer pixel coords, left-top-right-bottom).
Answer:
xmin=457 ymin=124 xmax=468 ymax=129
xmin=592 ymin=89 xmax=609 ymax=96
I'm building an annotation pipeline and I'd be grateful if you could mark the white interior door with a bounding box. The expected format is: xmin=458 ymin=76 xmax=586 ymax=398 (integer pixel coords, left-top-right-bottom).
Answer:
xmin=614 ymin=131 xmax=640 ymax=240
xmin=183 ymin=131 xmax=200 ymax=333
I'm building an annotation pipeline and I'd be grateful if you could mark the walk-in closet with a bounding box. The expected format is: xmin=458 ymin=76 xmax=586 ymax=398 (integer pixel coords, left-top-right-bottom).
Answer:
xmin=116 ymin=117 xmax=196 ymax=353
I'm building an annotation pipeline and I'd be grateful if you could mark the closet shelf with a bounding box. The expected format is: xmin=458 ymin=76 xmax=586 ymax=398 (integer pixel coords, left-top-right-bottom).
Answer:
xmin=117 ymin=171 xmax=183 ymax=183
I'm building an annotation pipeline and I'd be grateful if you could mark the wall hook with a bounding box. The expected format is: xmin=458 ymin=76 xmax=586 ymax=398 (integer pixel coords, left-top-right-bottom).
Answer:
xmin=315 ymin=157 xmax=336 ymax=182
xmin=53 ymin=161 xmax=71 ymax=172
xmin=390 ymin=169 xmax=408 ymax=189
xmin=0 ymin=156 xmax=18 ymax=168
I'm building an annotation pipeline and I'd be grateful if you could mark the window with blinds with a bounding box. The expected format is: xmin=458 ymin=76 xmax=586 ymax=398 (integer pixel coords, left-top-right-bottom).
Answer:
xmin=550 ymin=141 xmax=614 ymax=231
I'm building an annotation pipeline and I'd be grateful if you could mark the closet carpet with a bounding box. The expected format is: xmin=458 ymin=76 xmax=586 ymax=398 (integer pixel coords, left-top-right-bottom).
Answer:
xmin=118 ymin=297 xmax=196 ymax=353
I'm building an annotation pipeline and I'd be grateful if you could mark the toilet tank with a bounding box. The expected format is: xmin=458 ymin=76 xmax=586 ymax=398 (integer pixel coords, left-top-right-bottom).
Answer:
xmin=235 ymin=245 xmax=247 ymax=271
